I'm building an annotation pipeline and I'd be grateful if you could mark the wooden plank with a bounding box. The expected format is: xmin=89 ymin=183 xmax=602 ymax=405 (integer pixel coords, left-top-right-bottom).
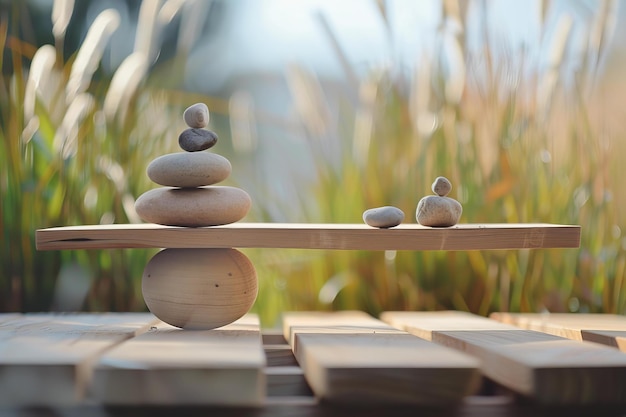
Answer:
xmin=381 ymin=310 xmax=520 ymax=340
xmin=282 ymin=311 xmax=480 ymax=405
xmin=36 ymin=222 xmax=581 ymax=251
xmin=0 ymin=313 xmax=158 ymax=406
xmin=382 ymin=311 xmax=626 ymax=405
xmin=91 ymin=314 xmax=266 ymax=405
xmin=490 ymin=312 xmax=626 ymax=351
xmin=282 ymin=311 xmax=403 ymax=347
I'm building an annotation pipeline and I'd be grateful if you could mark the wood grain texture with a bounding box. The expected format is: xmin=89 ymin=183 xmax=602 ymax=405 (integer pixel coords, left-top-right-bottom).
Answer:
xmin=91 ymin=314 xmax=266 ymax=405
xmin=283 ymin=311 xmax=480 ymax=405
xmin=0 ymin=313 xmax=158 ymax=406
xmin=36 ymin=222 xmax=581 ymax=251
xmin=382 ymin=311 xmax=626 ymax=405
xmin=490 ymin=313 xmax=626 ymax=351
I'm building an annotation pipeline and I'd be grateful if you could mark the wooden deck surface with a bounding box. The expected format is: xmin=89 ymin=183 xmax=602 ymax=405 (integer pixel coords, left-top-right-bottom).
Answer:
xmin=1 ymin=311 xmax=625 ymax=417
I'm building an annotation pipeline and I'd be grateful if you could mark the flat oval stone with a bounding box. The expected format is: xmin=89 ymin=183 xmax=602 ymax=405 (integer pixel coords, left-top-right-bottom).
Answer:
xmin=135 ymin=186 xmax=251 ymax=227
xmin=363 ymin=206 xmax=405 ymax=228
xmin=416 ymin=195 xmax=462 ymax=227
xmin=143 ymin=248 xmax=257 ymax=330
xmin=179 ymin=128 xmax=218 ymax=152
xmin=147 ymin=152 xmax=231 ymax=188
xmin=183 ymin=103 xmax=210 ymax=128
xmin=432 ymin=176 xmax=452 ymax=197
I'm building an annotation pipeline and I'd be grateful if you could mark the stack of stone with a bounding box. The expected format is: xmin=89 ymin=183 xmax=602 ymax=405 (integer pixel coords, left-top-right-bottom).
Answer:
xmin=415 ymin=176 xmax=462 ymax=227
xmin=135 ymin=103 xmax=251 ymax=227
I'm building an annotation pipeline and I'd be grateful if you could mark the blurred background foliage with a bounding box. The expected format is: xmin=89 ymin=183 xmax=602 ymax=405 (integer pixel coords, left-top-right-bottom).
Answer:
xmin=2 ymin=0 xmax=626 ymax=326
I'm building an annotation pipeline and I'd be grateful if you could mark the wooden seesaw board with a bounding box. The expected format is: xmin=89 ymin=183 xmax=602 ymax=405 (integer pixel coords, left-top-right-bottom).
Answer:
xmin=36 ymin=223 xmax=581 ymax=251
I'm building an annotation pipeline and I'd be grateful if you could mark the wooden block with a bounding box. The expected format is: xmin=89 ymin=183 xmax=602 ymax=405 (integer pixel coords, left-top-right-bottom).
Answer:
xmin=265 ymin=366 xmax=313 ymax=397
xmin=91 ymin=314 xmax=266 ymax=405
xmin=36 ymin=222 xmax=581 ymax=251
xmin=0 ymin=313 xmax=158 ymax=406
xmin=262 ymin=328 xmax=287 ymax=345
xmin=265 ymin=344 xmax=299 ymax=367
xmin=490 ymin=312 xmax=626 ymax=351
xmin=283 ymin=311 xmax=480 ymax=405
xmin=382 ymin=311 xmax=626 ymax=405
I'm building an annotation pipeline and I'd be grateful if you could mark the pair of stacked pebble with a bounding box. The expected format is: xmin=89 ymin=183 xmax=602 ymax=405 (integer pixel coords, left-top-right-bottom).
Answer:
xmin=135 ymin=103 xmax=256 ymax=330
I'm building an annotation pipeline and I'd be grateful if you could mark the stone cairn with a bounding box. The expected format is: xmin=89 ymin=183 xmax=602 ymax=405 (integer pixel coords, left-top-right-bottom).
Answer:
xmin=362 ymin=176 xmax=462 ymax=228
xmin=416 ymin=176 xmax=462 ymax=227
xmin=135 ymin=103 xmax=251 ymax=227
xmin=134 ymin=103 xmax=257 ymax=330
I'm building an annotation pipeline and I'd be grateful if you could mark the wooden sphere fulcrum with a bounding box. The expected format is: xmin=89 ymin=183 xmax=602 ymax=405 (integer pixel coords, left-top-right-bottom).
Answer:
xmin=142 ymin=248 xmax=257 ymax=330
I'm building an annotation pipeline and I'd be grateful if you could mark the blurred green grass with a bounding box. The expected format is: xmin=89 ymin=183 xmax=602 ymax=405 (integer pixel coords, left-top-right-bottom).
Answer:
xmin=2 ymin=1 xmax=625 ymax=326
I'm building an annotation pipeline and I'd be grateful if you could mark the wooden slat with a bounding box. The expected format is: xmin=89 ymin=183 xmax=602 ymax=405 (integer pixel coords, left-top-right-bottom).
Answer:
xmin=490 ymin=312 xmax=626 ymax=351
xmin=381 ymin=310 xmax=520 ymax=339
xmin=282 ymin=311 xmax=404 ymax=347
xmin=0 ymin=313 xmax=158 ymax=406
xmin=282 ymin=311 xmax=480 ymax=405
xmin=36 ymin=222 xmax=581 ymax=251
xmin=381 ymin=311 xmax=626 ymax=405
xmin=91 ymin=314 xmax=266 ymax=405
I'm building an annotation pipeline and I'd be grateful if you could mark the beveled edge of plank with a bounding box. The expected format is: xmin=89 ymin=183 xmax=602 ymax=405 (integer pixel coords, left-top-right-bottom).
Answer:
xmin=490 ymin=312 xmax=626 ymax=349
xmin=36 ymin=222 xmax=582 ymax=251
xmin=581 ymin=330 xmax=626 ymax=350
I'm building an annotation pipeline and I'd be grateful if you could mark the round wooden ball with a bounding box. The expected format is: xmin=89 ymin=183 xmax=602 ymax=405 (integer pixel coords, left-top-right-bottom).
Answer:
xmin=142 ymin=248 xmax=257 ymax=330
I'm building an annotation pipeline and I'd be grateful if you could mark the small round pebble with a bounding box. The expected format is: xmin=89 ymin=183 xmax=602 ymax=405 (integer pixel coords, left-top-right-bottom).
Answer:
xmin=363 ymin=206 xmax=405 ymax=228
xmin=432 ymin=176 xmax=452 ymax=197
xmin=183 ymin=103 xmax=210 ymax=128
xmin=179 ymin=128 xmax=218 ymax=152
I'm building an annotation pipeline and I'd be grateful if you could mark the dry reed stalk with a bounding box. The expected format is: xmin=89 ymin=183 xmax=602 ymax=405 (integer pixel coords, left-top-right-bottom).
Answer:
xmin=66 ymin=8 xmax=120 ymax=102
